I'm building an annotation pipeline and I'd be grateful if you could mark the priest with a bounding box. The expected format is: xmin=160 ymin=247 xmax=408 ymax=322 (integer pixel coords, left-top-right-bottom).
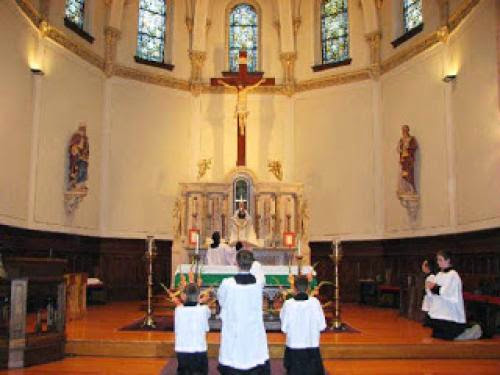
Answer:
xmin=229 ymin=202 xmax=258 ymax=247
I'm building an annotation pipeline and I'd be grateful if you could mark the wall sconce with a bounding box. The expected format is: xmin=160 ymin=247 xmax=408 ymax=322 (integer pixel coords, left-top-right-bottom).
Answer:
xmin=442 ymin=74 xmax=456 ymax=83
xmin=30 ymin=68 xmax=44 ymax=76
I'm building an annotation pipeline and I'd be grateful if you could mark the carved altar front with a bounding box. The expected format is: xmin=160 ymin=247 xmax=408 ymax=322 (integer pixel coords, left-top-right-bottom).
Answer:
xmin=171 ymin=168 xmax=310 ymax=283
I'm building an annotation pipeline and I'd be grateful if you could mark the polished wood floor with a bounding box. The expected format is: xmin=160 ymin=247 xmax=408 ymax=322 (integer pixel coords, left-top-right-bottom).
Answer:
xmin=1 ymin=302 xmax=499 ymax=373
xmin=1 ymin=357 xmax=499 ymax=374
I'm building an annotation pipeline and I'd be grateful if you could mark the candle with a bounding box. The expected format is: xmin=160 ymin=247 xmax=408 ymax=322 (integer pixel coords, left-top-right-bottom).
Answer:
xmin=297 ymin=238 xmax=301 ymax=256
xmin=335 ymin=239 xmax=339 ymax=258
xmin=195 ymin=232 xmax=200 ymax=255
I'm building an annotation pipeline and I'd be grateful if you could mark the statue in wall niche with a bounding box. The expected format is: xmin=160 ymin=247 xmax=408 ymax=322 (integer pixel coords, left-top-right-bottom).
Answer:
xmin=68 ymin=124 xmax=89 ymax=192
xmin=64 ymin=123 xmax=89 ymax=214
xmin=397 ymin=125 xmax=418 ymax=196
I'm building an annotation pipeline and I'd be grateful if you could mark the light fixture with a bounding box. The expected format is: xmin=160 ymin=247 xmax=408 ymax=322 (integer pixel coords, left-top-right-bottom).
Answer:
xmin=442 ymin=74 xmax=456 ymax=83
xmin=30 ymin=68 xmax=44 ymax=75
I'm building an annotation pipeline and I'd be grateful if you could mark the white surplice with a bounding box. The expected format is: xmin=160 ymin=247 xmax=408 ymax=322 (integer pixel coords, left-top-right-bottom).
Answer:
xmin=174 ymin=304 xmax=211 ymax=353
xmin=217 ymin=274 xmax=269 ymax=370
xmin=280 ymin=296 xmax=326 ymax=349
xmin=206 ymin=244 xmax=236 ymax=266
xmin=428 ymin=269 xmax=466 ymax=323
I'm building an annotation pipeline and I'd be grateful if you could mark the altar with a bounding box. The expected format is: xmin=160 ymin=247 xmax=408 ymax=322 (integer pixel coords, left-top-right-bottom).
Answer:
xmin=174 ymin=264 xmax=316 ymax=288
xmin=170 ymin=167 xmax=310 ymax=284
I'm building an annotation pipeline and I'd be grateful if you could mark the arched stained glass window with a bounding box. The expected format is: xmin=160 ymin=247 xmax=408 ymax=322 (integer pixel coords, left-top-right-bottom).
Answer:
xmin=137 ymin=0 xmax=167 ymax=63
xmin=321 ymin=0 xmax=349 ymax=64
xmin=403 ymin=0 xmax=423 ymax=32
xmin=65 ymin=0 xmax=86 ymax=29
xmin=229 ymin=4 xmax=258 ymax=72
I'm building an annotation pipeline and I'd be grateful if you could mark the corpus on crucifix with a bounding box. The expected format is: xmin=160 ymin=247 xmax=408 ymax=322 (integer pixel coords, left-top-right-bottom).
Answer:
xmin=211 ymin=50 xmax=275 ymax=166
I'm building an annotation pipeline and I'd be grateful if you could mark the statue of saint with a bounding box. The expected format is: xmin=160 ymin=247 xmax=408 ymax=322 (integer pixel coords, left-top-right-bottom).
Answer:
xmin=398 ymin=125 xmax=418 ymax=195
xmin=217 ymin=78 xmax=265 ymax=136
xmin=229 ymin=202 xmax=258 ymax=246
xmin=68 ymin=124 xmax=89 ymax=191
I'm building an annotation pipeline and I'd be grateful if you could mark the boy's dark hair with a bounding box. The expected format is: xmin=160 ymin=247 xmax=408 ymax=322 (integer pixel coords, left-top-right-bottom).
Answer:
xmin=235 ymin=241 xmax=243 ymax=251
xmin=294 ymin=275 xmax=309 ymax=294
xmin=236 ymin=250 xmax=254 ymax=271
xmin=425 ymin=258 xmax=438 ymax=275
xmin=436 ymin=250 xmax=452 ymax=262
xmin=185 ymin=282 xmax=200 ymax=303
xmin=211 ymin=231 xmax=221 ymax=248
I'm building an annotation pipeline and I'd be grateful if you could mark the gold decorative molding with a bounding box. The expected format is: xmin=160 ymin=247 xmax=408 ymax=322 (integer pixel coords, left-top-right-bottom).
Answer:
xmin=381 ymin=31 xmax=440 ymax=74
xmin=46 ymin=27 xmax=105 ymax=70
xmin=295 ymin=69 xmax=371 ymax=92
xmin=449 ymin=0 xmax=480 ymax=32
xmin=293 ymin=16 xmax=302 ymax=36
xmin=197 ymin=158 xmax=212 ymax=181
xmin=16 ymin=0 xmax=43 ymax=27
xmin=114 ymin=64 xmax=190 ymax=91
xmin=104 ymin=26 xmax=121 ymax=77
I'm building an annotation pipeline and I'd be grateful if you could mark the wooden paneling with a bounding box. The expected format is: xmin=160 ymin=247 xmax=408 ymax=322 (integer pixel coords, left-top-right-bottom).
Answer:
xmin=0 ymin=225 xmax=172 ymax=301
xmin=311 ymin=228 xmax=500 ymax=302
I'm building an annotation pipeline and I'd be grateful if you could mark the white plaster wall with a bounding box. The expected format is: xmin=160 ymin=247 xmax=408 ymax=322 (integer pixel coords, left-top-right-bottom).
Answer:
xmin=198 ymin=93 xmax=292 ymax=180
xmin=116 ymin=0 xmax=191 ymax=80
xmin=34 ymin=41 xmax=103 ymax=232
xmin=381 ymin=46 xmax=450 ymax=234
xmin=379 ymin=0 xmax=442 ymax=61
xmin=104 ymin=79 xmax=191 ymax=237
xmin=47 ymin=0 xmax=107 ymax=56
xmin=204 ymin=0 xmax=282 ymax=82
xmin=449 ymin=0 xmax=500 ymax=229
xmin=295 ymin=0 xmax=370 ymax=82
xmin=294 ymin=81 xmax=376 ymax=239
xmin=0 ymin=1 xmax=36 ymax=225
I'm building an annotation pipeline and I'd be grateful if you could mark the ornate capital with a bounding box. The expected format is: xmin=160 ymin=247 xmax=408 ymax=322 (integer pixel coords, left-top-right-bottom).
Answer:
xmin=280 ymin=52 xmax=297 ymax=96
xmin=104 ymin=26 xmax=121 ymax=77
xmin=189 ymin=50 xmax=207 ymax=95
xmin=365 ymin=31 xmax=381 ymax=79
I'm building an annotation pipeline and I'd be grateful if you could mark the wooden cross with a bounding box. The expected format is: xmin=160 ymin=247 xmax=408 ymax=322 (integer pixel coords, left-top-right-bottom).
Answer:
xmin=211 ymin=50 xmax=275 ymax=166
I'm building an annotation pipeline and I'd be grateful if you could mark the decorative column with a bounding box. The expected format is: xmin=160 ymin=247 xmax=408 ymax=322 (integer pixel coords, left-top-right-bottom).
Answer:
xmin=189 ymin=50 xmax=207 ymax=95
xmin=104 ymin=26 xmax=121 ymax=77
xmin=365 ymin=31 xmax=381 ymax=79
xmin=437 ymin=0 xmax=450 ymax=43
xmin=280 ymin=52 xmax=297 ymax=96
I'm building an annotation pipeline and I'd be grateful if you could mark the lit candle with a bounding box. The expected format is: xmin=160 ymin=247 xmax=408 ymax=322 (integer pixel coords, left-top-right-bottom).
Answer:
xmin=297 ymin=238 xmax=301 ymax=256
xmin=195 ymin=232 xmax=200 ymax=255
xmin=335 ymin=239 xmax=339 ymax=258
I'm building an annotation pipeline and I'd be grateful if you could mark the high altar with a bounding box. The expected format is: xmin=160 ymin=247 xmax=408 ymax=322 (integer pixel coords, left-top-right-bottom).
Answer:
xmin=171 ymin=167 xmax=310 ymax=283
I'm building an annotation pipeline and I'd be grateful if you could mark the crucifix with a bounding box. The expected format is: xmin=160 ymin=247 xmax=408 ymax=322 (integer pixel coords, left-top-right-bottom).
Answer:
xmin=211 ymin=50 xmax=275 ymax=166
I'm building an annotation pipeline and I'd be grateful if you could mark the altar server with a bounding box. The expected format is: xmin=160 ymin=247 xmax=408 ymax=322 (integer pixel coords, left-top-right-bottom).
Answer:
xmin=280 ymin=275 xmax=326 ymax=375
xmin=206 ymin=231 xmax=235 ymax=266
xmin=174 ymin=283 xmax=211 ymax=375
xmin=426 ymin=250 xmax=481 ymax=340
xmin=217 ymin=250 xmax=270 ymax=374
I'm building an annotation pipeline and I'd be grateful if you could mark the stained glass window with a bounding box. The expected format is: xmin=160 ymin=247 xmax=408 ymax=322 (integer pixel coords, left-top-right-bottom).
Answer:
xmin=65 ymin=0 xmax=85 ymax=29
xmin=229 ymin=4 xmax=258 ymax=72
xmin=403 ymin=0 xmax=423 ymax=32
xmin=136 ymin=0 xmax=167 ymax=63
xmin=321 ymin=0 xmax=349 ymax=64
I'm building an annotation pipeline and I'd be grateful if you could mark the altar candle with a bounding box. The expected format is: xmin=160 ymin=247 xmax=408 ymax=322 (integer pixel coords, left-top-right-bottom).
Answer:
xmin=195 ymin=233 xmax=200 ymax=255
xmin=297 ymin=238 xmax=301 ymax=256
xmin=335 ymin=239 xmax=339 ymax=258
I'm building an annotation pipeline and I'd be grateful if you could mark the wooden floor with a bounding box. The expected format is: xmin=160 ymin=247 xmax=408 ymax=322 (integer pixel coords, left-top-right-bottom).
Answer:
xmin=1 ymin=302 xmax=499 ymax=374
xmin=63 ymin=301 xmax=500 ymax=359
xmin=1 ymin=357 xmax=500 ymax=374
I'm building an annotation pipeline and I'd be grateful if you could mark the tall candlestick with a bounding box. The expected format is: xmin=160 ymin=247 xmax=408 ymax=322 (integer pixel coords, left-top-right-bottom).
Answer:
xmin=335 ymin=239 xmax=339 ymax=258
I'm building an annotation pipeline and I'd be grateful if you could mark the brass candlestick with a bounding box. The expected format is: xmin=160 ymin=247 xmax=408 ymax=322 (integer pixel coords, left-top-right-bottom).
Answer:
xmin=329 ymin=240 xmax=345 ymax=331
xmin=142 ymin=236 xmax=157 ymax=329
